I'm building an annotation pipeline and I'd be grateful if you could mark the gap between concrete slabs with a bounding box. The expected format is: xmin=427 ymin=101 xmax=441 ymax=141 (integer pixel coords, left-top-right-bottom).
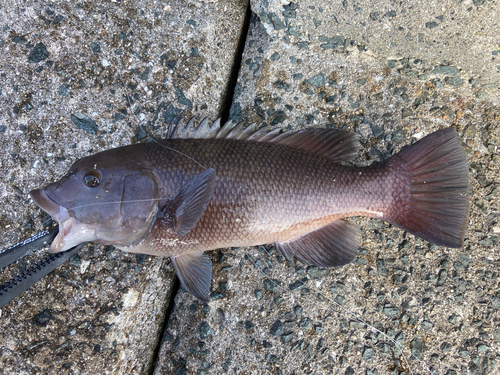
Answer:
xmin=148 ymin=2 xmax=252 ymax=374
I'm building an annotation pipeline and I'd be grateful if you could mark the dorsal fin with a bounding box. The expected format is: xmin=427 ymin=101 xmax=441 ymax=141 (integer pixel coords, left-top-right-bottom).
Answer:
xmin=167 ymin=117 xmax=359 ymax=162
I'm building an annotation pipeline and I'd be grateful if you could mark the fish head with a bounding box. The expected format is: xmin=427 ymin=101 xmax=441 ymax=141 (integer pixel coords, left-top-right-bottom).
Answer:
xmin=30 ymin=148 xmax=159 ymax=253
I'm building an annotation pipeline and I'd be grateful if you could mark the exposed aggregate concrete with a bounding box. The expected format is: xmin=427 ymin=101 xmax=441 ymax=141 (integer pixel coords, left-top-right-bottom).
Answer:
xmin=157 ymin=1 xmax=500 ymax=374
xmin=0 ymin=0 xmax=248 ymax=373
xmin=1 ymin=0 xmax=499 ymax=374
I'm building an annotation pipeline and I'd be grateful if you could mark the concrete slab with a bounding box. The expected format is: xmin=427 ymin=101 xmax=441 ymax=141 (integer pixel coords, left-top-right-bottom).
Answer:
xmin=155 ymin=1 xmax=500 ymax=374
xmin=0 ymin=0 xmax=248 ymax=373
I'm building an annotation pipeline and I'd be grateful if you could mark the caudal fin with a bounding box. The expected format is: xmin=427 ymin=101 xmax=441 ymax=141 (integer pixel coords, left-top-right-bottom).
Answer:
xmin=384 ymin=128 xmax=469 ymax=248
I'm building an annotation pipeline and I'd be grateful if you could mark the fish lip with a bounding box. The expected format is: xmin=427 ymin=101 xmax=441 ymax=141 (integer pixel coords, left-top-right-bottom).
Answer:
xmin=29 ymin=189 xmax=70 ymax=222
xmin=30 ymin=188 xmax=97 ymax=252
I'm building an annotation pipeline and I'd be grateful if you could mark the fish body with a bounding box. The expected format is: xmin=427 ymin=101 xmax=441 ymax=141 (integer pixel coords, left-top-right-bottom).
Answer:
xmin=114 ymin=138 xmax=385 ymax=254
xmin=30 ymin=120 xmax=469 ymax=300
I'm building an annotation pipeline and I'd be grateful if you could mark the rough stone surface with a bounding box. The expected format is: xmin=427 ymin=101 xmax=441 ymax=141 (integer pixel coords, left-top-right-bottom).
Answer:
xmin=1 ymin=0 xmax=500 ymax=374
xmin=0 ymin=0 xmax=248 ymax=373
xmin=158 ymin=1 xmax=500 ymax=374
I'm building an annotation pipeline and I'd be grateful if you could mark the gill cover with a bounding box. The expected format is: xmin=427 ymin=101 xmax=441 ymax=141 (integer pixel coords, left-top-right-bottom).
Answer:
xmin=30 ymin=152 xmax=159 ymax=252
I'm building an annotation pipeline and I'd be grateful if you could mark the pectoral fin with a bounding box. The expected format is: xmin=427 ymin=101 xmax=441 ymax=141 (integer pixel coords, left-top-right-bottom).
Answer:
xmin=171 ymin=252 xmax=212 ymax=302
xmin=275 ymin=219 xmax=361 ymax=267
xmin=160 ymin=168 xmax=216 ymax=236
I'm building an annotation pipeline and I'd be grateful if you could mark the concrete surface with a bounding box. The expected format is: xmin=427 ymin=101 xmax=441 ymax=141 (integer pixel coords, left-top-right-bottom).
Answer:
xmin=0 ymin=0 xmax=248 ymax=373
xmin=157 ymin=0 xmax=500 ymax=374
xmin=1 ymin=0 xmax=499 ymax=374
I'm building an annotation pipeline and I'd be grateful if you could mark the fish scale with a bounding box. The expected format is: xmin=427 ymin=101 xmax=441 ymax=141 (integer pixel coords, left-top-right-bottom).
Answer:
xmin=121 ymin=137 xmax=393 ymax=257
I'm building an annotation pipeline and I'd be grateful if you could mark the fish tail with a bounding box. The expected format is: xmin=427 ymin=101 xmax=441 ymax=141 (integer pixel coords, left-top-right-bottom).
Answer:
xmin=384 ymin=128 xmax=469 ymax=248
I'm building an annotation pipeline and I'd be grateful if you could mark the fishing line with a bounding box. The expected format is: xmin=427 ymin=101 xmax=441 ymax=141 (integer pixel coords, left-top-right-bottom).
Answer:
xmin=124 ymin=96 xmax=210 ymax=171
xmin=124 ymin=94 xmax=247 ymax=212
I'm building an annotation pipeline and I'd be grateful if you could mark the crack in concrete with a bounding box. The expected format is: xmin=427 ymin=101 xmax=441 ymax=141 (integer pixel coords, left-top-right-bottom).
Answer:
xmin=220 ymin=2 xmax=252 ymax=124
xmin=148 ymin=2 xmax=252 ymax=373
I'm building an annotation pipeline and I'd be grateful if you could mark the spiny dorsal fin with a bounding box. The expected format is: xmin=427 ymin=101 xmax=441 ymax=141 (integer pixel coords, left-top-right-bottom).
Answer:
xmin=167 ymin=117 xmax=359 ymax=162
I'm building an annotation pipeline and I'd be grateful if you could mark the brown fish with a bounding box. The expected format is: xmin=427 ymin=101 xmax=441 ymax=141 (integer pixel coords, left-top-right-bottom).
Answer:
xmin=30 ymin=119 xmax=469 ymax=301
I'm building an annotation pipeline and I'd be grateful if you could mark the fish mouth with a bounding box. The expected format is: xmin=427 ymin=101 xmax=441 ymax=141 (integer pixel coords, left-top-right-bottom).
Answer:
xmin=30 ymin=189 xmax=69 ymax=222
xmin=30 ymin=189 xmax=97 ymax=253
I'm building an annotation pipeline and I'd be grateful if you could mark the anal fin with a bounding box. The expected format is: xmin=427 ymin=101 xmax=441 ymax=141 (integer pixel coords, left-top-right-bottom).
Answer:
xmin=276 ymin=219 xmax=361 ymax=267
xmin=171 ymin=252 xmax=212 ymax=302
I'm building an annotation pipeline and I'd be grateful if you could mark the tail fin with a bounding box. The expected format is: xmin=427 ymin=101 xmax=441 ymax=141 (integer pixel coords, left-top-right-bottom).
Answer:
xmin=384 ymin=128 xmax=469 ymax=248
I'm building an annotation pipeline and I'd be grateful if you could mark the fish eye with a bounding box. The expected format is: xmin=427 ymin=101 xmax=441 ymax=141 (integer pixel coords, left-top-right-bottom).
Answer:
xmin=83 ymin=170 xmax=101 ymax=188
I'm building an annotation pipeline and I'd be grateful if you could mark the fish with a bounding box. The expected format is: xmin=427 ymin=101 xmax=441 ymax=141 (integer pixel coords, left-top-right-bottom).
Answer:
xmin=29 ymin=119 xmax=469 ymax=302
